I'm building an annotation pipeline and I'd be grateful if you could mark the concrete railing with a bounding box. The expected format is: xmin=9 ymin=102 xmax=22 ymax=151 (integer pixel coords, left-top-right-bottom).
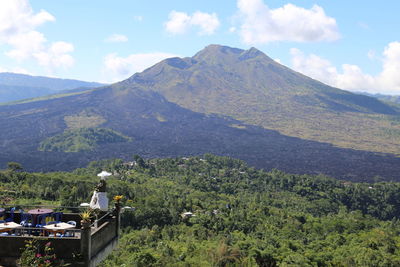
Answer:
xmin=0 ymin=205 xmax=121 ymax=267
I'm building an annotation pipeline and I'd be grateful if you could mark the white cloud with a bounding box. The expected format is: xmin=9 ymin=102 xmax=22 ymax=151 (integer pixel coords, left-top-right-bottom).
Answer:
xmin=290 ymin=48 xmax=339 ymax=86
xmin=191 ymin=11 xmax=220 ymax=35
xmin=236 ymin=0 xmax=340 ymax=44
xmin=290 ymin=42 xmax=400 ymax=94
xmin=34 ymin=41 xmax=74 ymax=69
xmin=105 ymin=34 xmax=128 ymax=43
xmin=378 ymin=42 xmax=400 ymax=93
xmin=0 ymin=0 xmax=74 ymax=70
xmin=164 ymin=10 xmax=220 ymax=35
xmin=0 ymin=66 xmax=31 ymax=75
xmin=164 ymin=11 xmax=190 ymax=35
xmin=102 ymin=52 xmax=179 ymax=83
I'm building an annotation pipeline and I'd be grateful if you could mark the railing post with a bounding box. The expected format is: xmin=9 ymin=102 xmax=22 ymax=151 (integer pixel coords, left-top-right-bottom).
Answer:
xmin=80 ymin=221 xmax=91 ymax=266
xmin=114 ymin=202 xmax=121 ymax=238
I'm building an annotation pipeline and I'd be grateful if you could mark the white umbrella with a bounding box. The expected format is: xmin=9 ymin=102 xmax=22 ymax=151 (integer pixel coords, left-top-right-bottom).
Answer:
xmin=97 ymin=171 xmax=112 ymax=179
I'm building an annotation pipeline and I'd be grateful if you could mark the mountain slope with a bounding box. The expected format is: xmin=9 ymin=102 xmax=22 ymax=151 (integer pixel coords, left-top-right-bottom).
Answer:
xmin=0 ymin=72 xmax=104 ymax=103
xmin=0 ymin=85 xmax=399 ymax=180
xmin=366 ymin=92 xmax=400 ymax=105
xmin=116 ymin=44 xmax=400 ymax=154
xmin=1 ymin=45 xmax=400 ymax=181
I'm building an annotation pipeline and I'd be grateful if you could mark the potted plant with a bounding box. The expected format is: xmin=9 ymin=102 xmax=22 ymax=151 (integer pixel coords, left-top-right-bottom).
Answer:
xmin=113 ymin=195 xmax=123 ymax=203
xmin=79 ymin=210 xmax=92 ymax=228
xmin=113 ymin=195 xmax=123 ymax=215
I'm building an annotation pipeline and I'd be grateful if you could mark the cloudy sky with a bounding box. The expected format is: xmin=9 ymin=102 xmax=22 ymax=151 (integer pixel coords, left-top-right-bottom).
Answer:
xmin=1 ymin=0 xmax=400 ymax=94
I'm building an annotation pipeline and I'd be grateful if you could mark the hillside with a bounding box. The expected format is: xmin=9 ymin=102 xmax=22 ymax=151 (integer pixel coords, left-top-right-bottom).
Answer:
xmin=117 ymin=45 xmax=400 ymax=154
xmin=1 ymin=45 xmax=400 ymax=181
xmin=0 ymin=72 xmax=104 ymax=103
xmin=0 ymin=84 xmax=399 ymax=180
xmin=3 ymin=155 xmax=400 ymax=266
xmin=367 ymin=93 xmax=400 ymax=105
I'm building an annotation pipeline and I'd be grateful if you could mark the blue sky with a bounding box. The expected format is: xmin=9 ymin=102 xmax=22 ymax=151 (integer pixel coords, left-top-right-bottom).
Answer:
xmin=1 ymin=0 xmax=400 ymax=94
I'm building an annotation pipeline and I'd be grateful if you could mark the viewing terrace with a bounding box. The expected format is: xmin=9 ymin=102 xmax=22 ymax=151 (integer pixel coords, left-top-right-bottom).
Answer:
xmin=0 ymin=203 xmax=122 ymax=267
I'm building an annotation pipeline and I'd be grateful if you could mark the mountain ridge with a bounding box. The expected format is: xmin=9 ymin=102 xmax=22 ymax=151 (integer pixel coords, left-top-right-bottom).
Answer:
xmin=117 ymin=44 xmax=400 ymax=154
xmin=0 ymin=72 xmax=105 ymax=103
xmin=1 ymin=44 xmax=400 ymax=180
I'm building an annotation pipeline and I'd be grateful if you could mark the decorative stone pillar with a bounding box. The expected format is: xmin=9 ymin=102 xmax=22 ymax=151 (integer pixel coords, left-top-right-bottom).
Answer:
xmin=80 ymin=221 xmax=92 ymax=266
xmin=114 ymin=202 xmax=121 ymax=238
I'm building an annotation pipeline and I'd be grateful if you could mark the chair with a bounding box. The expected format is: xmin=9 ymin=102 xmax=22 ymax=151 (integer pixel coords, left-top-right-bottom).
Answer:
xmin=36 ymin=215 xmax=47 ymax=228
xmin=67 ymin=220 xmax=77 ymax=226
xmin=52 ymin=212 xmax=63 ymax=223
xmin=20 ymin=212 xmax=33 ymax=235
xmin=35 ymin=215 xmax=48 ymax=236
xmin=5 ymin=207 xmax=16 ymax=222
xmin=20 ymin=213 xmax=33 ymax=227
xmin=63 ymin=221 xmax=77 ymax=237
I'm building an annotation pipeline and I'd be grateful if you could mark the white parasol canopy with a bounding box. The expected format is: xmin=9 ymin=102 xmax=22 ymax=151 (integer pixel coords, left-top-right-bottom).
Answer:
xmin=97 ymin=171 xmax=112 ymax=179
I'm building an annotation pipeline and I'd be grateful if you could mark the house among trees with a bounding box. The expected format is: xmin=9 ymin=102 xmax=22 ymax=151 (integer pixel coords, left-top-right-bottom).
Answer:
xmin=181 ymin=211 xmax=195 ymax=218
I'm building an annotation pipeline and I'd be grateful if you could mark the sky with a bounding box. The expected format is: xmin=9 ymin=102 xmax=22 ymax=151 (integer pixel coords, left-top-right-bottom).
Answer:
xmin=0 ymin=0 xmax=400 ymax=94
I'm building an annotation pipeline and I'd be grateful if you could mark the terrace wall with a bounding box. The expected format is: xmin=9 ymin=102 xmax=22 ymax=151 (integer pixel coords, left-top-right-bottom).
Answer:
xmin=0 ymin=212 xmax=119 ymax=267
xmin=0 ymin=236 xmax=81 ymax=266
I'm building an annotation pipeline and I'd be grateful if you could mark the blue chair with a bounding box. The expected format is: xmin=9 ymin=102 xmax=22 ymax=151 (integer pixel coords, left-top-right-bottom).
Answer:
xmin=52 ymin=212 xmax=63 ymax=223
xmin=5 ymin=207 xmax=16 ymax=222
xmin=36 ymin=214 xmax=47 ymax=228
xmin=20 ymin=212 xmax=33 ymax=235
xmin=35 ymin=214 xmax=49 ymax=236
xmin=67 ymin=221 xmax=77 ymax=227
xmin=20 ymin=212 xmax=32 ymax=226
xmin=63 ymin=221 xmax=77 ymax=237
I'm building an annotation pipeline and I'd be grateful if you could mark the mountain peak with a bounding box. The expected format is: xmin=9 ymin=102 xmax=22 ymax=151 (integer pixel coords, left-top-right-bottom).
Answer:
xmin=193 ymin=44 xmax=274 ymax=64
xmin=200 ymin=44 xmax=244 ymax=54
xmin=193 ymin=44 xmax=244 ymax=62
xmin=238 ymin=47 xmax=271 ymax=61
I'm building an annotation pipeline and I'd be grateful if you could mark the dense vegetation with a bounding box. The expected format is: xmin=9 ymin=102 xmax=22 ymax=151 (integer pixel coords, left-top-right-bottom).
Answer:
xmin=2 ymin=154 xmax=400 ymax=266
xmin=38 ymin=127 xmax=132 ymax=152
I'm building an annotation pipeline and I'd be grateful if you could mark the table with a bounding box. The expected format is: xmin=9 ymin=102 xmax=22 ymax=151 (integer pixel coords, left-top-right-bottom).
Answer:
xmin=28 ymin=208 xmax=53 ymax=215
xmin=0 ymin=222 xmax=22 ymax=233
xmin=28 ymin=208 xmax=54 ymax=225
xmin=43 ymin=222 xmax=75 ymax=236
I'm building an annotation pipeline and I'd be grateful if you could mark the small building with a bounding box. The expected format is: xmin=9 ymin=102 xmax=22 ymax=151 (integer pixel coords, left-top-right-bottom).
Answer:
xmin=181 ymin=211 xmax=195 ymax=218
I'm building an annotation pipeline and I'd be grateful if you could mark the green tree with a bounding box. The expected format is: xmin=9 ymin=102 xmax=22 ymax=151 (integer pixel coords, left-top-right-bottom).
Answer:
xmin=7 ymin=161 xmax=23 ymax=172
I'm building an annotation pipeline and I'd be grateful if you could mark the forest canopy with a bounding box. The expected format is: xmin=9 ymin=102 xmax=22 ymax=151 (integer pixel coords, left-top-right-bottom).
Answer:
xmin=2 ymin=154 xmax=400 ymax=266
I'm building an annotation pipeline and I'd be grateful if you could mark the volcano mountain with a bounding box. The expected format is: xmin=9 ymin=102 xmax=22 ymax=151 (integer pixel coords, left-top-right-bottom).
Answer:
xmin=1 ymin=45 xmax=400 ymax=181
